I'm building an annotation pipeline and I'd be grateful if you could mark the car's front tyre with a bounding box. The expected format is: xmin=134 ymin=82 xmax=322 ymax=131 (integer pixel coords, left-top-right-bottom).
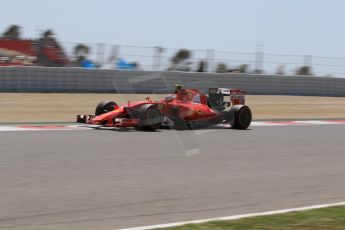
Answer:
xmin=95 ymin=101 xmax=118 ymax=116
xmin=137 ymin=104 xmax=163 ymax=131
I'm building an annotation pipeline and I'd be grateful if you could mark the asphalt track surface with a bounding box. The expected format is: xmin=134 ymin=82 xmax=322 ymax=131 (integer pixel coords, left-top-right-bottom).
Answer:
xmin=1 ymin=124 xmax=345 ymax=230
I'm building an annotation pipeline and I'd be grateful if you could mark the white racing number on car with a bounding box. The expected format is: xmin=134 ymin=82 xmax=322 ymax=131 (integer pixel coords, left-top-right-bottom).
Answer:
xmin=217 ymin=88 xmax=231 ymax=95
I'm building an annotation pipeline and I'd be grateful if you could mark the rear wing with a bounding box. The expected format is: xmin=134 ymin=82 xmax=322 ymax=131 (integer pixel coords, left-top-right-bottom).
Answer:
xmin=208 ymin=88 xmax=246 ymax=105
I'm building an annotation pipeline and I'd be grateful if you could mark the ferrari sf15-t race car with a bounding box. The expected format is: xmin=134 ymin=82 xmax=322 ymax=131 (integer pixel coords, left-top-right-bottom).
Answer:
xmin=76 ymin=87 xmax=252 ymax=131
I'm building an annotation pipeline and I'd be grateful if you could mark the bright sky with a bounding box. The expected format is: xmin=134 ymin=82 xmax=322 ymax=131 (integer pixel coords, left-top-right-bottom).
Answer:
xmin=2 ymin=0 xmax=345 ymax=57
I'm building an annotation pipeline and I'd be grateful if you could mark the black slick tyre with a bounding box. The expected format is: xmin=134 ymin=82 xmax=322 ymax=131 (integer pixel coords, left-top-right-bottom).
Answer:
xmin=95 ymin=101 xmax=118 ymax=116
xmin=229 ymin=105 xmax=252 ymax=129
xmin=137 ymin=104 xmax=163 ymax=131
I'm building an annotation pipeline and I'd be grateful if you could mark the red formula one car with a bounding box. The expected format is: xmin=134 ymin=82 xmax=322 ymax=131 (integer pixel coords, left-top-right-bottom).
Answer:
xmin=77 ymin=87 xmax=252 ymax=131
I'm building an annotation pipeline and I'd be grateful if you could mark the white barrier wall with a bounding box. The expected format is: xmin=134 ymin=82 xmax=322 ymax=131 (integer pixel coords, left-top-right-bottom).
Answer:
xmin=0 ymin=67 xmax=344 ymax=96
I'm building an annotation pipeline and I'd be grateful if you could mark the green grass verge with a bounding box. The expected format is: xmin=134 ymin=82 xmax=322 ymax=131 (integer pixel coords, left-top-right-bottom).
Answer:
xmin=159 ymin=206 xmax=345 ymax=230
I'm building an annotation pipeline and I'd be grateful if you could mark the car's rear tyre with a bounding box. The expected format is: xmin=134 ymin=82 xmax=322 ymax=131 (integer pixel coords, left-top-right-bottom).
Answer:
xmin=137 ymin=104 xmax=163 ymax=131
xmin=95 ymin=101 xmax=118 ymax=116
xmin=229 ymin=105 xmax=252 ymax=129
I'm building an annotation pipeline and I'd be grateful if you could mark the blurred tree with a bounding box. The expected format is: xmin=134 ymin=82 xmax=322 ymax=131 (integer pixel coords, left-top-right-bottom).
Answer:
xmin=238 ymin=64 xmax=248 ymax=73
xmin=197 ymin=60 xmax=206 ymax=72
xmin=2 ymin=25 xmax=21 ymax=39
xmin=41 ymin=29 xmax=54 ymax=39
xmin=73 ymin=44 xmax=90 ymax=63
xmin=275 ymin=65 xmax=285 ymax=75
xmin=172 ymin=49 xmax=190 ymax=64
xmin=253 ymin=69 xmax=263 ymax=74
xmin=130 ymin=61 xmax=140 ymax=70
xmin=216 ymin=63 xmax=227 ymax=73
xmin=296 ymin=66 xmax=312 ymax=75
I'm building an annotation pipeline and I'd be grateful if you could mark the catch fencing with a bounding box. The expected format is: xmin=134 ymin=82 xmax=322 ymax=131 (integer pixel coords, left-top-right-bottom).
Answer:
xmin=60 ymin=42 xmax=345 ymax=77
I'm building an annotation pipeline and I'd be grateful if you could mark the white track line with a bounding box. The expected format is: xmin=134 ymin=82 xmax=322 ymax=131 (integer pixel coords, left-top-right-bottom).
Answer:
xmin=0 ymin=120 xmax=344 ymax=132
xmin=0 ymin=126 xmax=86 ymax=132
xmin=251 ymin=120 xmax=345 ymax=126
xmin=293 ymin=120 xmax=340 ymax=125
xmin=117 ymin=201 xmax=345 ymax=230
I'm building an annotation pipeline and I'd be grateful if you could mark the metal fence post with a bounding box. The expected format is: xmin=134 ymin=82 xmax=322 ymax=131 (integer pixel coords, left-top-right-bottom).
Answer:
xmin=153 ymin=46 xmax=163 ymax=71
xmin=206 ymin=49 xmax=215 ymax=72
xmin=97 ymin=43 xmax=105 ymax=66
xmin=109 ymin=45 xmax=119 ymax=69
xmin=304 ymin=55 xmax=312 ymax=68
xmin=255 ymin=41 xmax=264 ymax=73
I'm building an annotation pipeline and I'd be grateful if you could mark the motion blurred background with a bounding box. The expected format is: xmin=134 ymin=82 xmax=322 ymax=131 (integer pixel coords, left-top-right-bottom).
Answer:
xmin=1 ymin=0 xmax=345 ymax=77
